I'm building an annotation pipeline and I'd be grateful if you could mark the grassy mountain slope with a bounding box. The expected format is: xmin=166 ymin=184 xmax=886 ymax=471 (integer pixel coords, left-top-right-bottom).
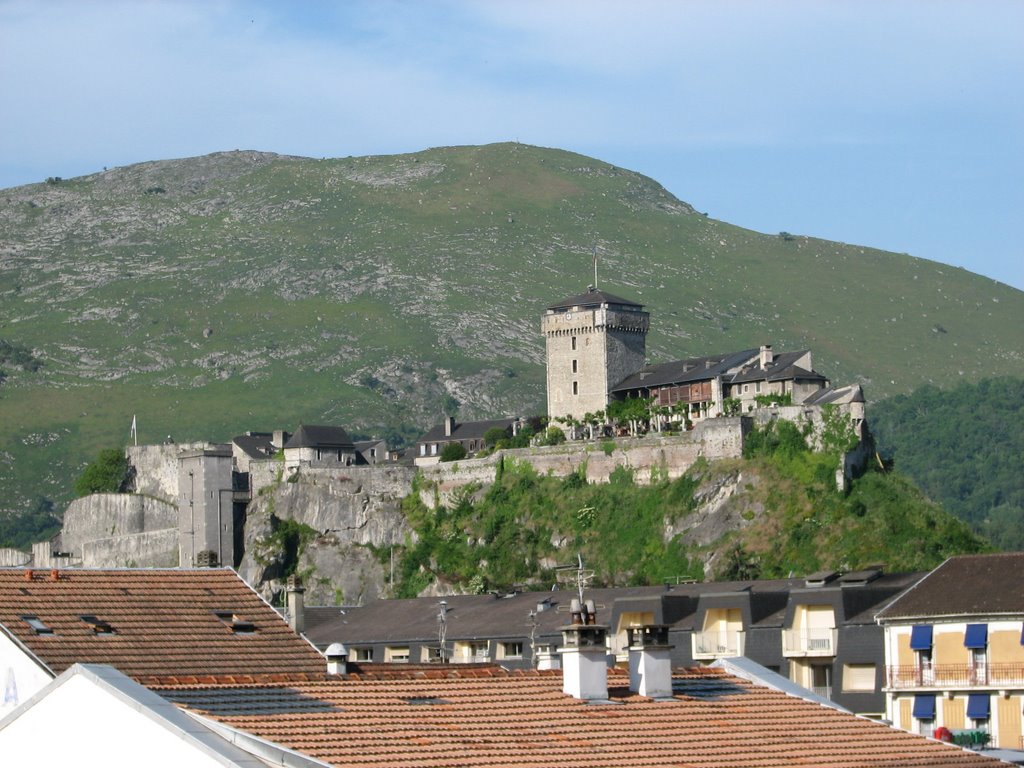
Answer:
xmin=1 ymin=143 xmax=1022 ymax=529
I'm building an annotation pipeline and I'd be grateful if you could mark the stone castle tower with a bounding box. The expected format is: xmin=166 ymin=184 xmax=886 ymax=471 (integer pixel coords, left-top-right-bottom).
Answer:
xmin=542 ymin=287 xmax=649 ymax=421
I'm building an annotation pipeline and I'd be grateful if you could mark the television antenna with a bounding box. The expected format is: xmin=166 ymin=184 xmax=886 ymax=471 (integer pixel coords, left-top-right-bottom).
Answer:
xmin=554 ymin=554 xmax=604 ymax=623
xmin=436 ymin=600 xmax=449 ymax=663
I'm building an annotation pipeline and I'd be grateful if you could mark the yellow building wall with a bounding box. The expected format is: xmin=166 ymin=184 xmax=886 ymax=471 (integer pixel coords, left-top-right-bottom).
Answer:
xmin=897 ymin=632 xmax=914 ymax=667
xmin=943 ymin=697 xmax=965 ymax=730
xmin=991 ymin=630 xmax=1024 ymax=664
xmin=935 ymin=629 xmax=968 ymax=665
xmin=997 ymin=695 xmax=1023 ymax=750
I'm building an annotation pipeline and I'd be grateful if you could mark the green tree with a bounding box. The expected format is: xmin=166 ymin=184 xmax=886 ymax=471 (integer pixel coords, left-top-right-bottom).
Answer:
xmin=539 ymin=426 xmax=566 ymax=446
xmin=440 ymin=442 xmax=468 ymax=462
xmin=74 ymin=448 xmax=128 ymax=496
xmin=483 ymin=427 xmax=509 ymax=448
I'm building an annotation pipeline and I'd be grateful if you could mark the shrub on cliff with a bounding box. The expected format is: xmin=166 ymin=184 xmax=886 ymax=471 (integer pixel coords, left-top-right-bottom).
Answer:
xmin=74 ymin=448 xmax=128 ymax=497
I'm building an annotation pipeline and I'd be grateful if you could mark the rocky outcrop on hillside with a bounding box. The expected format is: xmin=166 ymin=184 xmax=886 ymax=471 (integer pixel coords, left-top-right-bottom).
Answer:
xmin=238 ymin=466 xmax=416 ymax=605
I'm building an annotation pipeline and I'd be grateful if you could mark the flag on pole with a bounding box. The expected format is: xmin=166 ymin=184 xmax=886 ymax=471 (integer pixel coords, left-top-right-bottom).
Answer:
xmin=130 ymin=414 xmax=138 ymax=447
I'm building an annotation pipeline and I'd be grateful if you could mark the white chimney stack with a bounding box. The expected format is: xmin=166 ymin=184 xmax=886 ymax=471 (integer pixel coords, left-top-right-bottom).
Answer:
xmin=326 ymin=642 xmax=348 ymax=675
xmin=559 ymin=623 xmax=610 ymax=701
xmin=535 ymin=643 xmax=561 ymax=671
xmin=444 ymin=416 xmax=456 ymax=437
xmin=760 ymin=344 xmax=773 ymax=369
xmin=627 ymin=625 xmax=674 ymax=699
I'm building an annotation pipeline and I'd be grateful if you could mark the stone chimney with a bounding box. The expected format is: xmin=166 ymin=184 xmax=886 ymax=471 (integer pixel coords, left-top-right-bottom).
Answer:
xmin=272 ymin=429 xmax=287 ymax=450
xmin=326 ymin=642 xmax=348 ymax=675
xmin=444 ymin=416 xmax=456 ymax=437
xmin=760 ymin=344 xmax=773 ymax=369
xmin=286 ymin=575 xmax=305 ymax=635
xmin=627 ymin=625 xmax=674 ymax=699
xmin=559 ymin=600 xmax=609 ymax=701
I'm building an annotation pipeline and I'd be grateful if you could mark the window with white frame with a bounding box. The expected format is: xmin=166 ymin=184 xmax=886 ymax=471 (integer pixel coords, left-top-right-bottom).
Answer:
xmin=351 ymin=647 xmax=373 ymax=662
xmin=499 ymin=641 xmax=524 ymax=659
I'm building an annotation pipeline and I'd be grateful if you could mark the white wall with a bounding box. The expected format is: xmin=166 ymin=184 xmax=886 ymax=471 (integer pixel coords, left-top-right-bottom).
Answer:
xmin=0 ymin=632 xmax=52 ymax=715
xmin=0 ymin=673 xmax=234 ymax=767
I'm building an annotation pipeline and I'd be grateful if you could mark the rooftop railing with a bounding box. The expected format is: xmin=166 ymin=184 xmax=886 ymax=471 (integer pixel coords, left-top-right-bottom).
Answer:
xmin=691 ymin=630 xmax=745 ymax=659
xmin=782 ymin=628 xmax=837 ymax=657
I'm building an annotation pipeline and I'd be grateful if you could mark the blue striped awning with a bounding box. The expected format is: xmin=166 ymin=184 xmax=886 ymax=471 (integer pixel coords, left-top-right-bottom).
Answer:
xmin=910 ymin=625 xmax=933 ymax=651
xmin=967 ymin=694 xmax=990 ymax=720
xmin=913 ymin=694 xmax=936 ymax=720
xmin=964 ymin=623 xmax=988 ymax=649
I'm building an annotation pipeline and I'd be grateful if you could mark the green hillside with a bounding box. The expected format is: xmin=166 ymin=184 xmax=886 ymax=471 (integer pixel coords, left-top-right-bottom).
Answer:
xmin=1 ymin=143 xmax=1022 ymax=533
xmin=871 ymin=377 xmax=1024 ymax=550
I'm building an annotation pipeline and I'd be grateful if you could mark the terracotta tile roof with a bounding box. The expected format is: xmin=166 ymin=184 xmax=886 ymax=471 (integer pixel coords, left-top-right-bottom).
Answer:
xmin=876 ymin=553 xmax=1024 ymax=620
xmin=154 ymin=667 xmax=1003 ymax=767
xmin=0 ymin=568 xmax=327 ymax=679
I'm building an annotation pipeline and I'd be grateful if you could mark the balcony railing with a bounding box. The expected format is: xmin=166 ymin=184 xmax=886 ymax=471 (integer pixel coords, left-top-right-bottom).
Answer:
xmin=782 ymin=628 xmax=837 ymax=657
xmin=691 ymin=630 xmax=745 ymax=659
xmin=887 ymin=663 xmax=1024 ymax=689
xmin=811 ymin=685 xmax=833 ymax=700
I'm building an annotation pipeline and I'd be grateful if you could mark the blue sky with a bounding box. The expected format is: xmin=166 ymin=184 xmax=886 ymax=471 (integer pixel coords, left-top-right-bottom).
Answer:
xmin=1 ymin=0 xmax=1021 ymax=289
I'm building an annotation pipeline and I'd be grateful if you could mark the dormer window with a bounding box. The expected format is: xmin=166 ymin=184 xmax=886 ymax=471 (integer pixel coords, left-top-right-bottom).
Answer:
xmin=80 ymin=615 xmax=115 ymax=635
xmin=21 ymin=615 xmax=52 ymax=635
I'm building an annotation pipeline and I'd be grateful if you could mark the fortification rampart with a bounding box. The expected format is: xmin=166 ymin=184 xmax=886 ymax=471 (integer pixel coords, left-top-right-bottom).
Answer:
xmin=419 ymin=418 xmax=748 ymax=508
xmin=126 ymin=441 xmax=220 ymax=502
xmin=60 ymin=493 xmax=178 ymax=563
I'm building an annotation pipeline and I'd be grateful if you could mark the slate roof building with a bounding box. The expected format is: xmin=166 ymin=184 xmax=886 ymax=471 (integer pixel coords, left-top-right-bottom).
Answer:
xmin=303 ymin=569 xmax=920 ymax=716
xmin=612 ymin=345 xmax=833 ymax=426
xmin=877 ymin=553 xmax=1024 ymax=750
xmin=414 ymin=416 xmax=522 ymax=465
xmin=0 ymin=568 xmax=327 ymax=715
xmin=283 ymin=424 xmax=357 ymax=470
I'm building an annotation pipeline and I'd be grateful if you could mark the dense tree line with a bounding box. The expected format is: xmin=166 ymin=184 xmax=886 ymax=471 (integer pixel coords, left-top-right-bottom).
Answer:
xmin=870 ymin=377 xmax=1024 ymax=550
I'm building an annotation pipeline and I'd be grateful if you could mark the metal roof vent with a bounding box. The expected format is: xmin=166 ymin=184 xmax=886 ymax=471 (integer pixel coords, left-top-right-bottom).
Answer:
xmin=326 ymin=642 xmax=348 ymax=675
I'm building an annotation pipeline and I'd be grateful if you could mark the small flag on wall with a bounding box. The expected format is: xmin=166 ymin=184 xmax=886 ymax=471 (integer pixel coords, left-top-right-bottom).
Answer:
xmin=130 ymin=414 xmax=138 ymax=446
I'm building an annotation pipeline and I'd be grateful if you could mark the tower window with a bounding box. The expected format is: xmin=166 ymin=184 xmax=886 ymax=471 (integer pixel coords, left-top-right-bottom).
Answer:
xmin=571 ymin=336 xmax=577 ymax=351
xmin=573 ymin=382 xmax=579 ymax=395
xmin=571 ymin=360 xmax=577 ymax=374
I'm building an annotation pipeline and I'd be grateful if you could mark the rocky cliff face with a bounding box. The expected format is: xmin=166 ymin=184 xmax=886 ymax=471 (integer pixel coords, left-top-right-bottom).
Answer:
xmin=238 ymin=466 xmax=417 ymax=604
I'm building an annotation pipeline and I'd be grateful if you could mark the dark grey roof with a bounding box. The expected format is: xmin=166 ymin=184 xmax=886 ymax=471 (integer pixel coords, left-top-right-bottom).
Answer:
xmin=302 ymin=577 xmax=831 ymax=648
xmin=611 ymin=349 xmax=757 ymax=392
xmin=728 ymin=351 xmax=824 ymax=384
xmin=547 ymin=287 xmax=643 ymax=311
xmin=876 ymin=553 xmax=1024 ymax=620
xmin=232 ymin=432 xmax=278 ymax=459
xmin=283 ymin=424 xmax=354 ymax=450
xmin=418 ymin=418 xmax=516 ymax=445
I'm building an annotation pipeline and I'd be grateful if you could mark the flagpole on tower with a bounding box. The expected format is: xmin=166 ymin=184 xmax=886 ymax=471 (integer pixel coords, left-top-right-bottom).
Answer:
xmin=593 ymin=244 xmax=598 ymax=289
